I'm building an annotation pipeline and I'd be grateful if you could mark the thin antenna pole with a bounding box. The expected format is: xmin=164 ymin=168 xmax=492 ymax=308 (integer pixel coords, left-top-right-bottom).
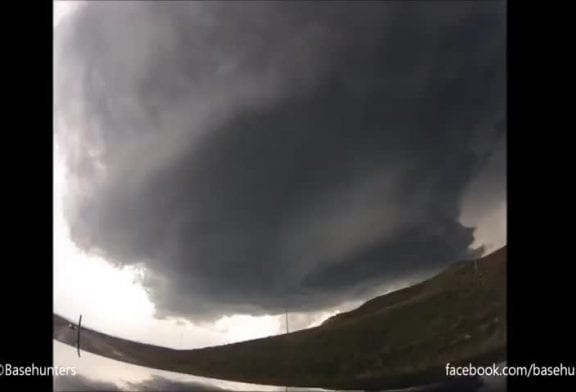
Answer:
xmin=77 ymin=314 xmax=82 ymax=358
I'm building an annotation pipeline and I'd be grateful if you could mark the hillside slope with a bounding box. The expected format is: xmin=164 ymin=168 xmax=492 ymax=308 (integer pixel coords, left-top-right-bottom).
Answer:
xmin=54 ymin=247 xmax=506 ymax=390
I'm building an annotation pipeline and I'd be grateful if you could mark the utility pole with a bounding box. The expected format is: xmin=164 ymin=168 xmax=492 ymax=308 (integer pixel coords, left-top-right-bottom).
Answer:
xmin=284 ymin=306 xmax=289 ymax=334
xmin=77 ymin=314 xmax=82 ymax=358
xmin=284 ymin=306 xmax=289 ymax=392
xmin=474 ymin=259 xmax=483 ymax=287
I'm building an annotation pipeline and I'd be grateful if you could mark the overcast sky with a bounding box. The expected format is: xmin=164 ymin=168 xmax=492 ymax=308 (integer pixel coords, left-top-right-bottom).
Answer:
xmin=53 ymin=1 xmax=506 ymax=348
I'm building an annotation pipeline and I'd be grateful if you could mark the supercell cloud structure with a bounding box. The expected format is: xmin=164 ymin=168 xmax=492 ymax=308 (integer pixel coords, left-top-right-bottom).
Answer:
xmin=54 ymin=1 xmax=506 ymax=320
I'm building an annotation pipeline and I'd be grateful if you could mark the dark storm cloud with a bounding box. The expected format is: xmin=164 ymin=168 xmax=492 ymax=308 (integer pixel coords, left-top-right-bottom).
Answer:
xmin=55 ymin=1 xmax=506 ymax=320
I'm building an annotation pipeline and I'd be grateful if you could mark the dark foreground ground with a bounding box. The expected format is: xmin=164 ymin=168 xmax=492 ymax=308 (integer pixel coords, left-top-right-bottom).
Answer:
xmin=54 ymin=247 xmax=506 ymax=390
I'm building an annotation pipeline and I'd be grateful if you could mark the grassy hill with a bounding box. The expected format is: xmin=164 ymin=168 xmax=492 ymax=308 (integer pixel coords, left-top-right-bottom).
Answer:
xmin=54 ymin=247 xmax=506 ymax=390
